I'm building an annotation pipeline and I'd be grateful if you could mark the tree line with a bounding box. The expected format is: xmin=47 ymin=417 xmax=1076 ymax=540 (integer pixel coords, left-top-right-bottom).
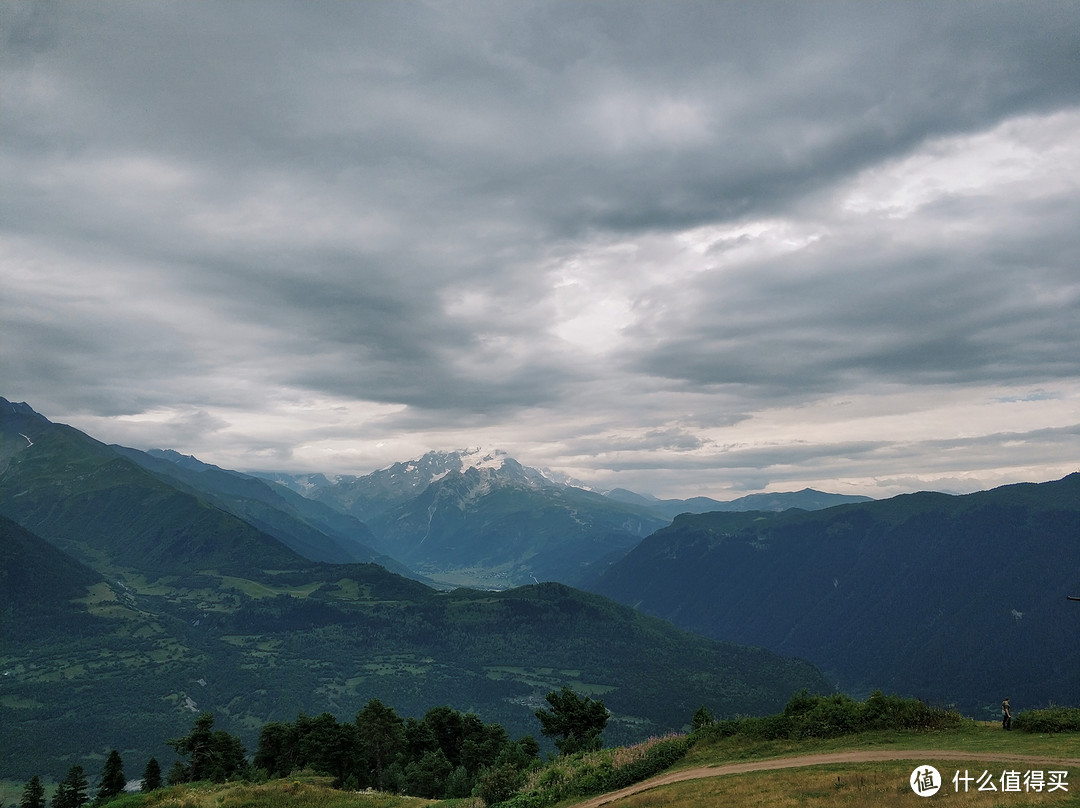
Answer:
xmin=16 ymin=687 xmax=609 ymax=807
xmin=16 ymin=752 xmax=159 ymax=808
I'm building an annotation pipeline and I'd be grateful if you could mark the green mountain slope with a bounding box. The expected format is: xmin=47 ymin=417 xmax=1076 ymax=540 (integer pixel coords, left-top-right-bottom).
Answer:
xmin=0 ymin=514 xmax=102 ymax=623
xmin=0 ymin=401 xmax=831 ymax=781
xmin=113 ymin=447 xmax=417 ymax=578
xmin=591 ymin=474 xmax=1080 ymax=716
xmin=0 ymin=401 xmax=306 ymax=576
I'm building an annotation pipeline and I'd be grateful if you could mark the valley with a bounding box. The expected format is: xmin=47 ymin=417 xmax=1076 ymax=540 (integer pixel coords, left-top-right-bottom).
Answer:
xmin=0 ymin=400 xmax=827 ymax=782
xmin=1 ymin=397 xmax=1077 ymax=788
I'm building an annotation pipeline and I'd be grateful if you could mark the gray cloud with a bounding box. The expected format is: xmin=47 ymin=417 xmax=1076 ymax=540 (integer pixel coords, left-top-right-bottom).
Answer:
xmin=3 ymin=1 xmax=1079 ymax=497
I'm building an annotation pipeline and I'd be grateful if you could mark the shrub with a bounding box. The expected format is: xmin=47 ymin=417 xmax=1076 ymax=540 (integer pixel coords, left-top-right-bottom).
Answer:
xmin=474 ymin=764 xmax=525 ymax=806
xmin=693 ymin=691 xmax=960 ymax=744
xmin=495 ymin=735 xmax=690 ymax=807
xmin=1014 ymin=707 xmax=1080 ymax=733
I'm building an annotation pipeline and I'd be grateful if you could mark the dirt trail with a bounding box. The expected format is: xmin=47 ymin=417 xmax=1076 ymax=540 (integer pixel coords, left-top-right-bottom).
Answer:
xmin=570 ymin=749 xmax=1080 ymax=808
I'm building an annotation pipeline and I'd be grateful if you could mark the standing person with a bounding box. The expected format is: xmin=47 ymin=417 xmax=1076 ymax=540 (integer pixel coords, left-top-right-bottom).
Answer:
xmin=1002 ymin=698 xmax=1012 ymax=730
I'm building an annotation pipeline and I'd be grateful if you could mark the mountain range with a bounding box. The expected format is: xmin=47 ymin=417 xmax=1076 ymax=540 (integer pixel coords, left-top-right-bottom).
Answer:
xmin=256 ymin=449 xmax=870 ymax=588
xmin=4 ymin=396 xmax=1075 ymax=783
xmin=0 ymin=399 xmax=829 ymax=780
xmin=590 ymin=475 xmax=1080 ymax=718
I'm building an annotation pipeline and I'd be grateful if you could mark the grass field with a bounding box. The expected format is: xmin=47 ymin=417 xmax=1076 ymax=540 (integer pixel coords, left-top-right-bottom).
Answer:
xmin=595 ymin=760 xmax=1077 ymax=808
xmin=680 ymin=722 xmax=1080 ymax=766
xmin=561 ymin=721 xmax=1080 ymax=808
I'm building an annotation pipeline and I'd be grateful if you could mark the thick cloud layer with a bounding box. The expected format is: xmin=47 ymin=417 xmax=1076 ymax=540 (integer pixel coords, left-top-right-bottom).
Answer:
xmin=3 ymin=1 xmax=1078 ymax=497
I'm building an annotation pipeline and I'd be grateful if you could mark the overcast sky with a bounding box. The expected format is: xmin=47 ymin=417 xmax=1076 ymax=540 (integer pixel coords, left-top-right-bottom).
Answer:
xmin=3 ymin=1 xmax=1079 ymax=498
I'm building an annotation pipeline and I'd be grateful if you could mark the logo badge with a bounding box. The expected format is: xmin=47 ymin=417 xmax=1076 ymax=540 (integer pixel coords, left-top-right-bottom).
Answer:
xmin=910 ymin=765 xmax=942 ymax=796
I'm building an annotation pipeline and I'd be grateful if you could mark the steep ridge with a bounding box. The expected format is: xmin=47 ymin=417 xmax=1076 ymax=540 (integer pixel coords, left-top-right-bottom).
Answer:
xmin=605 ymin=487 xmax=874 ymax=520
xmin=591 ymin=474 xmax=1080 ymax=716
xmin=114 ymin=447 xmax=413 ymax=575
xmin=0 ymin=400 xmax=307 ymax=575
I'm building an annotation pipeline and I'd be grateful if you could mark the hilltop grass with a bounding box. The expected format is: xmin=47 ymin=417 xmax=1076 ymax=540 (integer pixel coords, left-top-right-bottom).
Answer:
xmin=496 ymin=696 xmax=1080 ymax=808
xmin=600 ymin=760 xmax=1078 ymax=808
xmin=96 ymin=777 xmax=434 ymax=808
xmin=680 ymin=720 xmax=1080 ymax=769
xmin=556 ymin=713 xmax=1080 ymax=808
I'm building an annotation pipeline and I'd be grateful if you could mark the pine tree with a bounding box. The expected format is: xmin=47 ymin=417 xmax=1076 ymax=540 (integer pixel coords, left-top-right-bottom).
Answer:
xmin=140 ymin=759 xmax=162 ymax=793
xmin=691 ymin=705 xmax=715 ymax=731
xmin=19 ymin=776 xmax=46 ymax=808
xmin=170 ymin=712 xmax=216 ymax=781
xmin=535 ymin=687 xmax=609 ymax=755
xmin=52 ymin=766 xmax=88 ymax=808
xmin=355 ymin=699 xmax=405 ymax=790
xmin=165 ymin=761 xmax=188 ymax=787
xmin=94 ymin=750 xmax=126 ymax=805
xmin=168 ymin=712 xmax=246 ymax=783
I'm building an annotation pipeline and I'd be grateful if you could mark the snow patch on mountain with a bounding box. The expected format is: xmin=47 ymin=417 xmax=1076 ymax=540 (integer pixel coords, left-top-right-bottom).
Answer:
xmin=537 ymin=466 xmax=597 ymax=491
xmin=458 ymin=448 xmax=509 ymax=471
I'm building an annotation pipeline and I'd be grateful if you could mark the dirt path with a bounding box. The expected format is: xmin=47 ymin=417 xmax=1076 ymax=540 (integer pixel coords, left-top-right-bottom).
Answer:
xmin=570 ymin=749 xmax=1080 ymax=808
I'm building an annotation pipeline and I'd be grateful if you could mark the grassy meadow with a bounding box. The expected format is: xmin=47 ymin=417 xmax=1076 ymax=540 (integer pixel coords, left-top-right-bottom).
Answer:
xmin=600 ymin=759 xmax=1078 ymax=808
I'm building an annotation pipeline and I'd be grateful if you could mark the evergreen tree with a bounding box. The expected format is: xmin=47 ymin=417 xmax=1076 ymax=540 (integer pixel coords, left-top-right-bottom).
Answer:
xmin=94 ymin=750 xmax=126 ymax=805
xmin=355 ymin=699 xmax=405 ymax=791
xmin=210 ymin=730 xmax=247 ymax=782
xmin=253 ymin=722 xmax=297 ymax=779
xmin=535 ymin=687 xmax=609 ymax=755
xmin=168 ymin=712 xmax=246 ymax=783
xmin=19 ymin=776 xmax=46 ymax=808
xmin=421 ymin=706 xmax=465 ymax=768
xmin=169 ymin=712 xmax=215 ymax=782
xmin=442 ymin=765 xmax=473 ymax=799
xmin=293 ymin=712 xmax=356 ymax=782
xmin=52 ymin=766 xmax=88 ymax=808
xmin=691 ymin=705 xmax=715 ymax=731
xmin=402 ymin=749 xmax=452 ymax=799
xmin=165 ymin=761 xmax=188 ymax=787
xmin=140 ymin=759 xmax=162 ymax=793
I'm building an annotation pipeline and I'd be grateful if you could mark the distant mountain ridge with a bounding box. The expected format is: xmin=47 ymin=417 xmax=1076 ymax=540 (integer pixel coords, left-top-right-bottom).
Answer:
xmin=256 ymin=448 xmax=592 ymax=522
xmin=604 ymin=487 xmax=874 ymax=520
xmin=254 ymin=452 xmax=868 ymax=587
xmin=253 ymin=449 xmax=665 ymax=587
xmin=0 ymin=397 xmax=872 ymax=591
xmin=591 ymin=473 xmax=1080 ymax=717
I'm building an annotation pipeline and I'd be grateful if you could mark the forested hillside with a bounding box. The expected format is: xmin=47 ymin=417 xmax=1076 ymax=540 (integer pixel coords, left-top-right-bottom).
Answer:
xmin=592 ymin=474 xmax=1080 ymax=716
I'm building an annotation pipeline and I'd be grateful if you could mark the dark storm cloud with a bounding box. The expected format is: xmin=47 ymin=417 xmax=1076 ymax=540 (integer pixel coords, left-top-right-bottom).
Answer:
xmin=2 ymin=0 xmax=1079 ymax=493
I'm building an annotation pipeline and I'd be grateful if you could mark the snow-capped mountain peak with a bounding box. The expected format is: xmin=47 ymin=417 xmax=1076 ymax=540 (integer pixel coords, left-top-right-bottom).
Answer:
xmin=457 ymin=447 xmax=510 ymax=472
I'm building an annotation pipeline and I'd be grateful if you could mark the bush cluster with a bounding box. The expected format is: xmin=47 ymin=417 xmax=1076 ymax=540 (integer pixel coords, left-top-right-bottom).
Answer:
xmin=493 ymin=734 xmax=690 ymax=808
xmin=1013 ymin=707 xmax=1080 ymax=733
xmin=696 ymin=691 xmax=961 ymax=742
